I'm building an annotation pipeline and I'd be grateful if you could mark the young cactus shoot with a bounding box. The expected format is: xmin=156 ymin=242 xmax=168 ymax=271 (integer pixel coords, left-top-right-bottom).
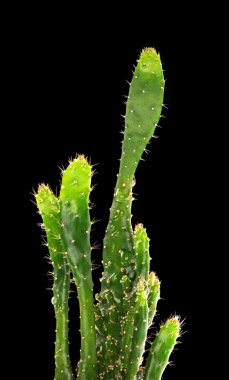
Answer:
xmin=35 ymin=47 xmax=182 ymax=380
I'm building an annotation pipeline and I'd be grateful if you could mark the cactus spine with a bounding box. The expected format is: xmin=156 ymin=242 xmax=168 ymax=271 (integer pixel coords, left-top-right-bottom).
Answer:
xmin=35 ymin=47 xmax=182 ymax=380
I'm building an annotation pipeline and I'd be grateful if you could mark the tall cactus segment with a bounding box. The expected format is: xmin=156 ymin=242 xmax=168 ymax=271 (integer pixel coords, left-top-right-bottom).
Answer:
xmin=98 ymin=47 xmax=165 ymax=378
xmin=35 ymin=47 xmax=182 ymax=380
xmin=35 ymin=185 xmax=74 ymax=380
xmin=101 ymin=47 xmax=164 ymax=295
xmin=59 ymin=156 xmax=97 ymax=380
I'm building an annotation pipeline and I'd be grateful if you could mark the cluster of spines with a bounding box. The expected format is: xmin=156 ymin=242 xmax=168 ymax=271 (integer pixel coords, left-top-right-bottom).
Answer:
xmin=35 ymin=47 xmax=181 ymax=380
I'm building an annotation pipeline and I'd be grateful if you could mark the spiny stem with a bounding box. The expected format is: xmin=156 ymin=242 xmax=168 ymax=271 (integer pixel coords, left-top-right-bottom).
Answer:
xmin=134 ymin=224 xmax=150 ymax=283
xmin=60 ymin=156 xmax=97 ymax=380
xmin=98 ymin=47 xmax=165 ymax=380
xmin=35 ymin=184 xmax=74 ymax=380
xmin=147 ymin=272 xmax=160 ymax=327
xmin=125 ymin=281 xmax=148 ymax=380
xmin=144 ymin=317 xmax=180 ymax=380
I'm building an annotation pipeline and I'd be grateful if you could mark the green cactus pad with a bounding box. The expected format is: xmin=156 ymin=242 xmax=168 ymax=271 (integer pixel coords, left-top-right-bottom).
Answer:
xmin=119 ymin=47 xmax=164 ymax=192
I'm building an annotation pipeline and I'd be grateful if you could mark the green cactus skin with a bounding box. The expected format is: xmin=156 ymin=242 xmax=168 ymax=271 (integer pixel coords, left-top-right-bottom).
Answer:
xmin=59 ymin=156 xmax=97 ymax=380
xmin=35 ymin=185 xmax=74 ymax=380
xmin=120 ymin=47 xmax=164 ymax=181
xmin=120 ymin=224 xmax=150 ymax=378
xmin=147 ymin=272 xmax=160 ymax=327
xmin=134 ymin=224 xmax=150 ymax=283
xmin=98 ymin=47 xmax=164 ymax=379
xmin=125 ymin=281 xmax=148 ymax=380
xmin=144 ymin=317 xmax=180 ymax=380
xmin=120 ymin=293 xmax=136 ymax=374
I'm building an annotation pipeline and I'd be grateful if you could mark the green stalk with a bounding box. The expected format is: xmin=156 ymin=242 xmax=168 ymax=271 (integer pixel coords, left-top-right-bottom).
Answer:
xmin=35 ymin=184 xmax=74 ymax=380
xmin=134 ymin=224 xmax=150 ymax=282
xmin=98 ymin=47 xmax=164 ymax=379
xmin=147 ymin=272 xmax=160 ymax=327
xmin=125 ymin=281 xmax=148 ymax=380
xmin=60 ymin=156 xmax=97 ymax=380
xmin=144 ymin=317 xmax=180 ymax=380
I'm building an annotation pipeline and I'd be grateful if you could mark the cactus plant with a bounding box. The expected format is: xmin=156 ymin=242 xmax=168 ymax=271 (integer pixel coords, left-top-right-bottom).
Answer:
xmin=35 ymin=47 xmax=181 ymax=380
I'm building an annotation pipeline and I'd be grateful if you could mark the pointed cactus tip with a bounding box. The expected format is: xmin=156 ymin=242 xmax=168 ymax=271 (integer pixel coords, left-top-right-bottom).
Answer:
xmin=139 ymin=47 xmax=162 ymax=73
xmin=37 ymin=183 xmax=50 ymax=193
xmin=148 ymin=271 xmax=156 ymax=285
xmin=144 ymin=316 xmax=181 ymax=380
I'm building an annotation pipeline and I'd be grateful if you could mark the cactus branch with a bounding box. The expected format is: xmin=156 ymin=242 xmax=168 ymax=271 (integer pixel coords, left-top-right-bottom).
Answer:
xmin=147 ymin=272 xmax=160 ymax=327
xmin=98 ymin=47 xmax=165 ymax=380
xmin=134 ymin=224 xmax=150 ymax=283
xmin=144 ymin=317 xmax=180 ymax=380
xmin=60 ymin=156 xmax=97 ymax=380
xmin=35 ymin=185 xmax=74 ymax=380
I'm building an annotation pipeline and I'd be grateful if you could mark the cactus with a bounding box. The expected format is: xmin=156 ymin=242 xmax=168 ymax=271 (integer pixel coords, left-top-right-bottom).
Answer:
xmin=35 ymin=47 xmax=182 ymax=380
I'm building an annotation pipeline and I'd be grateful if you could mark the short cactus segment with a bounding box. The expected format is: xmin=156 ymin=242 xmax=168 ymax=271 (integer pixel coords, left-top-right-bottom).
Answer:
xmin=35 ymin=48 xmax=182 ymax=380
xmin=35 ymin=185 xmax=74 ymax=380
xmin=134 ymin=224 xmax=150 ymax=283
xmin=144 ymin=317 xmax=181 ymax=380
xmin=59 ymin=156 xmax=97 ymax=380
xmin=147 ymin=272 xmax=160 ymax=327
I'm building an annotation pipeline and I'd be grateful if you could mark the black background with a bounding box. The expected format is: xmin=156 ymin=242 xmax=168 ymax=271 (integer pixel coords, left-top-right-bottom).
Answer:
xmin=6 ymin=6 xmax=214 ymax=380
